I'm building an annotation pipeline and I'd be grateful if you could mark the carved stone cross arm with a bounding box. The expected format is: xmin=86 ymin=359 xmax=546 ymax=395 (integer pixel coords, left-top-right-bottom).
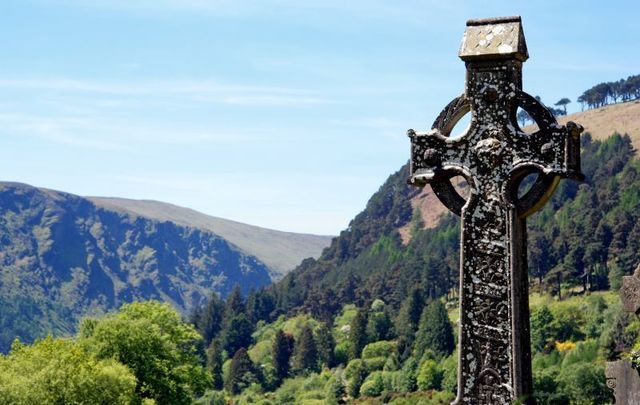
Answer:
xmin=407 ymin=16 xmax=583 ymax=404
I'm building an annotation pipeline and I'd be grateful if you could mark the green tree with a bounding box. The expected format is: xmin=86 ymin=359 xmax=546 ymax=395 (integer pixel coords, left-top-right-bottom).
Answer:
xmin=395 ymin=288 xmax=424 ymax=354
xmin=80 ymin=301 xmax=210 ymax=404
xmin=224 ymin=285 xmax=245 ymax=321
xmin=349 ymin=308 xmax=368 ymax=359
xmin=414 ymin=300 xmax=455 ymax=359
xmin=316 ymin=323 xmax=336 ymax=368
xmin=325 ymin=368 xmax=345 ymax=405
xmin=0 ymin=337 xmax=136 ymax=405
xmin=292 ymin=325 xmax=319 ymax=374
xmin=272 ymin=329 xmax=294 ymax=383
xmin=608 ymin=261 xmax=625 ymax=290
xmin=345 ymin=359 xmax=368 ymax=398
xmin=191 ymin=292 xmax=225 ymax=345
xmin=225 ymin=348 xmax=259 ymax=395
xmin=206 ymin=339 xmax=224 ymax=390
xmin=366 ymin=307 xmax=394 ymax=342
xmin=531 ymin=306 xmax=555 ymax=352
xmin=398 ymin=357 xmax=418 ymax=393
xmin=221 ymin=314 xmax=254 ymax=356
xmin=416 ymin=359 xmax=442 ymax=391
xmin=559 ymin=363 xmax=613 ymax=404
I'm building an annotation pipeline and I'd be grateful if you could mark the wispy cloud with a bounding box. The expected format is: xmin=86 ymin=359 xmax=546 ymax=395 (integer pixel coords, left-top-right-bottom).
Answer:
xmin=43 ymin=0 xmax=456 ymax=22
xmin=0 ymin=112 xmax=272 ymax=150
xmin=0 ymin=78 xmax=331 ymax=107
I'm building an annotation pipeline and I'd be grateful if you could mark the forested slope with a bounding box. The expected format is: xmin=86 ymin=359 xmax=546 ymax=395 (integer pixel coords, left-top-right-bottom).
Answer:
xmin=255 ymin=133 xmax=640 ymax=320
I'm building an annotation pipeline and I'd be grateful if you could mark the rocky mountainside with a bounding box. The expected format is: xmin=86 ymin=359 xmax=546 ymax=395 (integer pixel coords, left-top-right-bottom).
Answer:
xmin=89 ymin=197 xmax=333 ymax=281
xmin=0 ymin=182 xmax=296 ymax=351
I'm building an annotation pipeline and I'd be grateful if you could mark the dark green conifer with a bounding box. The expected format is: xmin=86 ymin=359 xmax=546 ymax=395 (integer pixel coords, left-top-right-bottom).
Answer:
xmin=292 ymin=324 xmax=319 ymax=374
xmin=315 ymin=322 xmax=336 ymax=368
xmin=225 ymin=348 xmax=258 ymax=394
xmin=221 ymin=314 xmax=254 ymax=356
xmin=349 ymin=308 xmax=368 ymax=359
xmin=413 ymin=300 xmax=454 ymax=359
xmin=206 ymin=338 xmax=224 ymax=390
xmin=272 ymin=329 xmax=294 ymax=383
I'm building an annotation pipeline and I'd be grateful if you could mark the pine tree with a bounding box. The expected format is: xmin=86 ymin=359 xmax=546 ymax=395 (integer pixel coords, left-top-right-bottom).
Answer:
xmin=206 ymin=339 xmax=224 ymax=390
xmin=221 ymin=314 xmax=254 ymax=356
xmin=292 ymin=325 xmax=319 ymax=374
xmin=414 ymin=300 xmax=455 ymax=359
xmin=225 ymin=348 xmax=258 ymax=394
xmin=316 ymin=322 xmax=336 ymax=368
xmin=395 ymin=288 xmax=424 ymax=351
xmin=272 ymin=329 xmax=294 ymax=383
xmin=192 ymin=292 xmax=225 ymax=344
xmin=349 ymin=308 xmax=368 ymax=359
xmin=224 ymin=285 xmax=245 ymax=321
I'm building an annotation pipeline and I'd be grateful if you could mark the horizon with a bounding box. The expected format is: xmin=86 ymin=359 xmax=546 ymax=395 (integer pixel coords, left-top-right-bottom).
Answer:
xmin=2 ymin=0 xmax=638 ymax=234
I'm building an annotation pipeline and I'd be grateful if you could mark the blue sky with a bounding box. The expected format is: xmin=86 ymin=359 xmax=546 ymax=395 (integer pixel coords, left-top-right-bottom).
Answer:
xmin=1 ymin=0 xmax=638 ymax=234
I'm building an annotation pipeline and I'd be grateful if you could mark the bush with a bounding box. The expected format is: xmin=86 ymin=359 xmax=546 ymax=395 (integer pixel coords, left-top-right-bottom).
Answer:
xmin=345 ymin=359 xmax=368 ymax=398
xmin=416 ymin=359 xmax=442 ymax=391
xmin=397 ymin=357 xmax=418 ymax=393
xmin=362 ymin=340 xmax=397 ymax=359
xmin=360 ymin=372 xmax=385 ymax=397
xmin=0 ymin=337 xmax=137 ymax=405
xmin=365 ymin=356 xmax=387 ymax=372
xmin=561 ymin=339 xmax=599 ymax=368
xmin=440 ymin=353 xmax=457 ymax=394
xmin=558 ymin=363 xmax=613 ymax=404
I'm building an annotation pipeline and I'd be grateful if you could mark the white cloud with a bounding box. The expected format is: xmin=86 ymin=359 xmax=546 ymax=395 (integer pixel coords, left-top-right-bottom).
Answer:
xmin=0 ymin=78 xmax=331 ymax=107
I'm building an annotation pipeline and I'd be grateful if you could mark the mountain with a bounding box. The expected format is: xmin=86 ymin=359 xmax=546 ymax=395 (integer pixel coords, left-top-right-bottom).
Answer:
xmin=88 ymin=197 xmax=333 ymax=281
xmin=256 ymin=103 xmax=640 ymax=320
xmin=0 ymin=182 xmax=328 ymax=352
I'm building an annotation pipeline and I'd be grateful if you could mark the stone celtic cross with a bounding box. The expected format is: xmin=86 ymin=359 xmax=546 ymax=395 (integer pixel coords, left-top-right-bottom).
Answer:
xmin=407 ymin=17 xmax=583 ymax=404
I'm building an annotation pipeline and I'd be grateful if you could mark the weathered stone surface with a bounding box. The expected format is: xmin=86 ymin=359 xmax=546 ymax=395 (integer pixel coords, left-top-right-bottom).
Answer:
xmin=606 ymin=359 xmax=640 ymax=405
xmin=606 ymin=264 xmax=640 ymax=403
xmin=407 ymin=16 xmax=582 ymax=404
xmin=620 ymin=265 xmax=640 ymax=315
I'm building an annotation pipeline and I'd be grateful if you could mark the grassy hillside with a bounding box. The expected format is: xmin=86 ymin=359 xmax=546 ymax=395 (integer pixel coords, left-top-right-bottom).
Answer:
xmin=529 ymin=100 xmax=640 ymax=149
xmin=405 ymin=100 xmax=640 ymax=239
xmin=90 ymin=197 xmax=333 ymax=280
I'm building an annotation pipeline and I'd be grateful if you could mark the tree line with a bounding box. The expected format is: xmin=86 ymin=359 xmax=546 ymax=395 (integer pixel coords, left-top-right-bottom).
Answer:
xmin=578 ymin=74 xmax=640 ymax=110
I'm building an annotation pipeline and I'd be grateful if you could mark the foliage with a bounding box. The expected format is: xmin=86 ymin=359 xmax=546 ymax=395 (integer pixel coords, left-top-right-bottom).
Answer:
xmin=0 ymin=337 xmax=136 ymax=405
xmin=221 ymin=314 xmax=254 ymax=356
xmin=416 ymin=359 xmax=442 ymax=391
xmin=206 ymin=339 xmax=224 ymax=390
xmin=578 ymin=75 xmax=640 ymax=109
xmin=272 ymin=329 xmax=294 ymax=383
xmin=292 ymin=324 xmax=319 ymax=375
xmin=413 ymin=300 xmax=454 ymax=359
xmin=80 ymin=301 xmax=210 ymax=404
xmin=225 ymin=348 xmax=260 ymax=395
xmin=349 ymin=307 xmax=369 ymax=359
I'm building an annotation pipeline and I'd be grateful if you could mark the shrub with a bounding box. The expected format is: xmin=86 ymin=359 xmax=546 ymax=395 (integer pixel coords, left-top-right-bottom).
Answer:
xmin=363 ymin=340 xmax=398 ymax=359
xmin=416 ymin=359 xmax=442 ymax=391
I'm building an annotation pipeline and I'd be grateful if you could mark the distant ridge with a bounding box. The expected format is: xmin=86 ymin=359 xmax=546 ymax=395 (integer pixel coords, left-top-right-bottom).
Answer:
xmin=89 ymin=197 xmax=333 ymax=280
xmin=402 ymin=99 xmax=640 ymax=239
